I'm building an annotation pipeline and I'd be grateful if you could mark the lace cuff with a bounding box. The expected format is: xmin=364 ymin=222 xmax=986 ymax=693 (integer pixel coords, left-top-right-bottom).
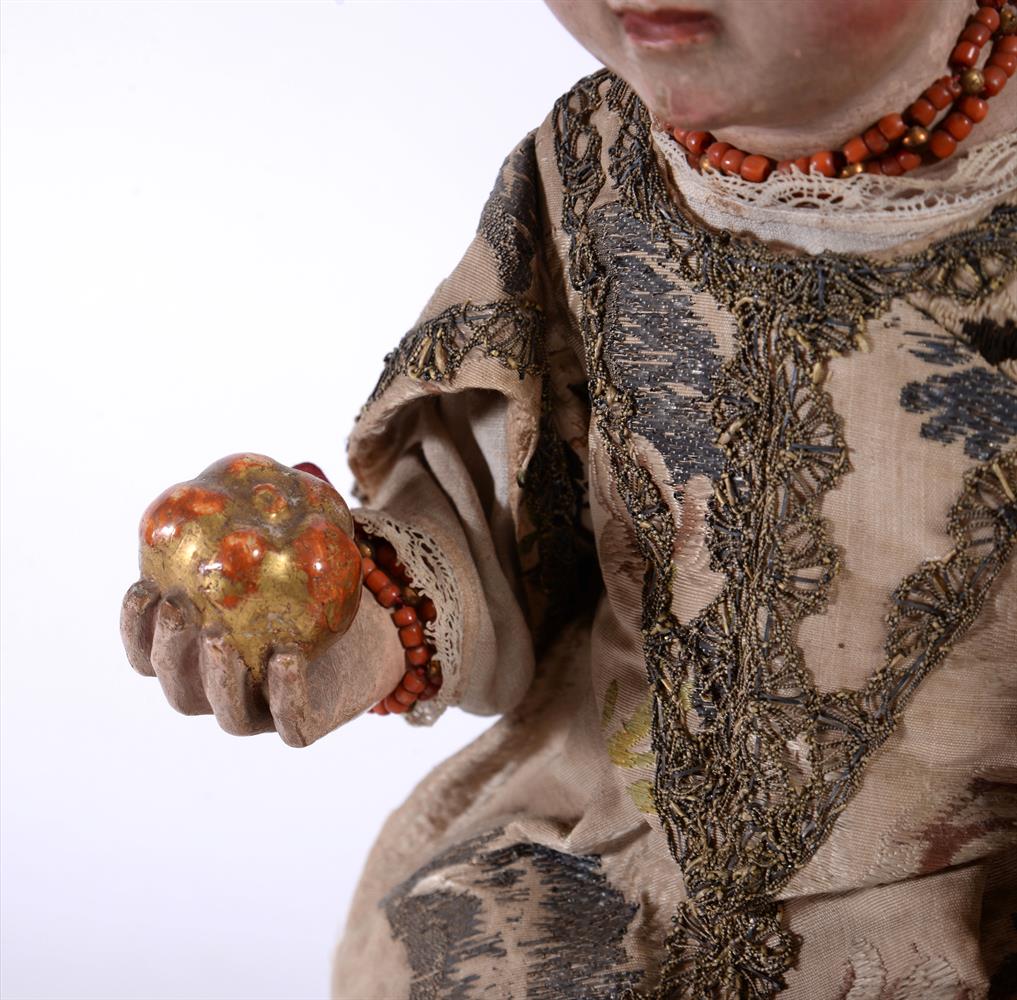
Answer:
xmin=352 ymin=508 xmax=463 ymax=726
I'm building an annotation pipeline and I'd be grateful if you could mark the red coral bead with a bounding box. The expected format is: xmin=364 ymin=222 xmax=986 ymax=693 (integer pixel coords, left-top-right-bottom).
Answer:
xmin=392 ymin=605 xmax=418 ymax=627
xmin=923 ymin=80 xmax=954 ymax=110
xmin=720 ymin=148 xmax=746 ymax=175
xmin=975 ymin=5 xmax=1001 ymax=30
xmin=392 ymin=686 xmax=417 ymax=707
xmin=958 ymin=95 xmax=989 ymax=121
xmin=399 ymin=623 xmax=424 ymax=648
xmin=999 ymin=36 xmax=1017 ymax=54
xmin=685 ymin=130 xmax=714 ymax=154
xmin=364 ymin=568 xmax=389 ymax=594
xmin=864 ymin=160 xmax=883 ymax=175
xmin=942 ymin=111 xmax=974 ymax=141
xmin=989 ymin=51 xmax=1017 ymax=77
xmin=877 ymin=113 xmax=907 ymax=141
xmin=863 ymin=127 xmax=889 ymax=155
xmin=982 ymin=65 xmax=1009 ymax=95
xmin=905 ymin=98 xmax=937 ymax=126
xmin=376 ymin=583 xmax=401 ymax=608
xmin=383 ymin=694 xmax=409 ymax=714
xmin=706 ymin=142 xmax=731 ymax=169
xmin=895 ymin=149 xmax=923 ymax=172
xmin=961 ymin=22 xmax=992 ymax=46
xmin=671 ymin=127 xmax=689 ymax=143
xmin=944 ymin=75 xmax=964 ymax=98
xmin=950 ymin=41 xmax=981 ymax=67
xmin=406 ymin=645 xmax=430 ymax=667
xmin=402 ymin=670 xmax=427 ymax=694
xmin=929 ymin=130 xmax=958 ymax=159
xmin=418 ymin=597 xmax=437 ymax=623
xmin=843 ymin=135 xmax=870 ymax=164
xmin=879 ymin=154 xmax=904 ymax=176
xmin=360 ymin=557 xmax=376 ymax=576
xmin=809 ymin=151 xmax=836 ymax=177
xmin=740 ymin=154 xmax=773 ymax=182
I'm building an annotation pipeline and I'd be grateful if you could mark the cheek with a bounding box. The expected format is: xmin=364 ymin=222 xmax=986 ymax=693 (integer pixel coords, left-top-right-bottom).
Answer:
xmin=801 ymin=0 xmax=923 ymax=53
xmin=544 ymin=0 xmax=634 ymax=78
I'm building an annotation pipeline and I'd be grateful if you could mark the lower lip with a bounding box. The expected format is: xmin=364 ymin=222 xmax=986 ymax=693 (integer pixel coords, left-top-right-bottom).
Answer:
xmin=619 ymin=10 xmax=719 ymax=48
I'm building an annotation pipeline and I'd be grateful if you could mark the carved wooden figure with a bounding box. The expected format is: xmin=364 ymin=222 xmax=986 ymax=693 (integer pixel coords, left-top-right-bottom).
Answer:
xmin=122 ymin=2 xmax=1017 ymax=996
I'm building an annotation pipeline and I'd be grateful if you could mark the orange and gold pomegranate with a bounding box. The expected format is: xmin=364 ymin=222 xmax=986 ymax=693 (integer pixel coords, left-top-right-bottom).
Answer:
xmin=139 ymin=454 xmax=362 ymax=679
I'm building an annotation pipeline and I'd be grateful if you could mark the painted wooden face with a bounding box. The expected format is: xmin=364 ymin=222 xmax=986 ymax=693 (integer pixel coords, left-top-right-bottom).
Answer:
xmin=544 ymin=0 xmax=946 ymax=130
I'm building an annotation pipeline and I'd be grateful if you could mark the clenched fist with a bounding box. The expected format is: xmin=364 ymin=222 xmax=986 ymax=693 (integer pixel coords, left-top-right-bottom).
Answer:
xmin=120 ymin=582 xmax=403 ymax=746
xmin=120 ymin=455 xmax=403 ymax=745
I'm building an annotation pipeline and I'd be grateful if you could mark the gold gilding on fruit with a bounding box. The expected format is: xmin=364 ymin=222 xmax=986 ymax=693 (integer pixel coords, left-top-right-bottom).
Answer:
xmin=139 ymin=454 xmax=361 ymax=680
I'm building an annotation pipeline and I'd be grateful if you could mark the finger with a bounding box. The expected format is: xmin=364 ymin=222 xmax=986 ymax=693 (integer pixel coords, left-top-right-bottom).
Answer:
xmin=150 ymin=596 xmax=211 ymax=716
xmin=266 ymin=647 xmax=320 ymax=748
xmin=120 ymin=580 xmax=160 ymax=677
xmin=198 ymin=630 xmax=274 ymax=736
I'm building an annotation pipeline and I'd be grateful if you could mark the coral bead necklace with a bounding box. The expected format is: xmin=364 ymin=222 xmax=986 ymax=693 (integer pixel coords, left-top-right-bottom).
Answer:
xmin=668 ymin=0 xmax=1017 ymax=182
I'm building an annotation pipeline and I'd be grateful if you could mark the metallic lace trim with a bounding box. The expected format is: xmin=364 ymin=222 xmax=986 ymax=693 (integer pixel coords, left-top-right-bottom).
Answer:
xmin=553 ymin=70 xmax=1017 ymax=999
xmin=364 ymin=300 xmax=545 ymax=408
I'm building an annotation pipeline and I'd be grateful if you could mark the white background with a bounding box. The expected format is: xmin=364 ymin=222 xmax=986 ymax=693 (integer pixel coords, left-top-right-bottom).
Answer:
xmin=0 ymin=3 xmax=598 ymax=997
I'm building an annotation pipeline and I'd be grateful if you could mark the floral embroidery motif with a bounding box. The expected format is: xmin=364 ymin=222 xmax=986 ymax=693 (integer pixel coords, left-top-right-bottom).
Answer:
xmin=900 ymin=329 xmax=1017 ymax=460
xmin=598 ymin=202 xmax=726 ymax=490
xmin=837 ymin=941 xmax=972 ymax=1000
xmin=553 ymin=69 xmax=1017 ymax=999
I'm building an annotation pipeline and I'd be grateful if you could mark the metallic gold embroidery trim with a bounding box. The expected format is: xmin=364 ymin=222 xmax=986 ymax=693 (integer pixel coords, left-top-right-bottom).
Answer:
xmin=363 ymin=299 xmax=545 ymax=409
xmin=554 ymin=69 xmax=1017 ymax=999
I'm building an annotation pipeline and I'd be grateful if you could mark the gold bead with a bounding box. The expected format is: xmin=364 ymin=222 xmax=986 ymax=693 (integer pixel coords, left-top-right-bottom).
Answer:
xmin=839 ymin=162 xmax=865 ymax=178
xmin=1002 ymin=5 xmax=1017 ymax=33
xmin=902 ymin=125 xmax=930 ymax=149
xmin=961 ymin=68 xmax=985 ymax=95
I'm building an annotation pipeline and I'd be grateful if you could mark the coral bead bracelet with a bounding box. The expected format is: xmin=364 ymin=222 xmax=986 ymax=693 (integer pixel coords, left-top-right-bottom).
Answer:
xmin=291 ymin=462 xmax=443 ymax=716
xmin=669 ymin=0 xmax=1017 ymax=182
xmin=356 ymin=534 xmax=443 ymax=716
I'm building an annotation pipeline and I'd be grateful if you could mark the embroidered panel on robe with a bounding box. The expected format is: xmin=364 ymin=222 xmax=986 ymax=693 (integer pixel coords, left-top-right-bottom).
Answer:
xmin=334 ymin=72 xmax=1017 ymax=1000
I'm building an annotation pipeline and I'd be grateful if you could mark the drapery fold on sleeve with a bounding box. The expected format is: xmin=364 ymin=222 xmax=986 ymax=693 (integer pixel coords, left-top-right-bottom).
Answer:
xmin=346 ymin=128 xmax=598 ymax=724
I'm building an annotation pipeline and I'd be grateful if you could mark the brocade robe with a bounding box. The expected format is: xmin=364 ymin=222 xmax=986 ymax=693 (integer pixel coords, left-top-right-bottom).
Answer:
xmin=333 ymin=72 xmax=1017 ymax=1000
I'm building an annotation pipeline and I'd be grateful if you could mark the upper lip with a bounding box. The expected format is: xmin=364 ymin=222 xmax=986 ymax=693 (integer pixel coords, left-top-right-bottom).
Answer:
xmin=611 ymin=5 xmax=714 ymax=20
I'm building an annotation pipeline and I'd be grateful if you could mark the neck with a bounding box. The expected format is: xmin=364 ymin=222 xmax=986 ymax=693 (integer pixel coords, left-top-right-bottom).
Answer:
xmin=710 ymin=4 xmax=1017 ymax=162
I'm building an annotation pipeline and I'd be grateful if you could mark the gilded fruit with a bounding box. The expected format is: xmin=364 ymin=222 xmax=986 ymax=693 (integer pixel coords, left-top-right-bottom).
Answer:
xmin=139 ymin=454 xmax=362 ymax=679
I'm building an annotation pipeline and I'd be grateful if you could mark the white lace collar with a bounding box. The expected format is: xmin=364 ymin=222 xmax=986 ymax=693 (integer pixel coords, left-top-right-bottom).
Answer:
xmin=652 ymin=127 xmax=1017 ymax=256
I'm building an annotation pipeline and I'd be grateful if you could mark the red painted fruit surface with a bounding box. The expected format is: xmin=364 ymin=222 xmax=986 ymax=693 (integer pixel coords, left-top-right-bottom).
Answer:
xmin=139 ymin=454 xmax=362 ymax=679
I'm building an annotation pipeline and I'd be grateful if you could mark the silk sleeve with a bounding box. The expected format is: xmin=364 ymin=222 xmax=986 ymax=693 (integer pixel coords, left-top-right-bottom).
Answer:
xmin=346 ymin=124 xmax=595 ymax=724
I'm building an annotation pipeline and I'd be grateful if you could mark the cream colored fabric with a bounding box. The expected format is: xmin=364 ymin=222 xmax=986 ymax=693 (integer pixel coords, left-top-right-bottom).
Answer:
xmin=653 ymin=127 xmax=1017 ymax=255
xmin=332 ymin=74 xmax=1017 ymax=999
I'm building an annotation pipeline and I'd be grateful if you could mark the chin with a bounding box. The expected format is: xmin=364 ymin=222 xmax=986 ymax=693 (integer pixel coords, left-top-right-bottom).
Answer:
xmin=632 ymin=75 xmax=732 ymax=131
